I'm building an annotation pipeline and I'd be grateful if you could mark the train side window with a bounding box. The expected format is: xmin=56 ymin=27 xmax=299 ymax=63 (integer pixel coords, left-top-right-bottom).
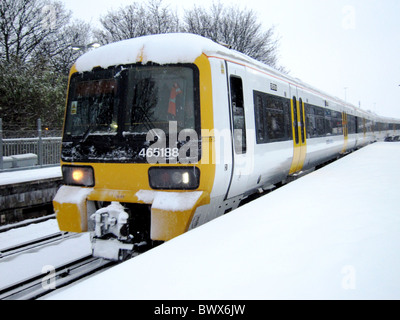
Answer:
xmin=348 ymin=115 xmax=356 ymax=134
xmin=253 ymin=91 xmax=291 ymax=143
xmin=283 ymin=99 xmax=291 ymax=140
xmin=305 ymin=104 xmax=316 ymax=138
xmin=314 ymin=106 xmax=325 ymax=136
xmin=253 ymin=92 xmax=266 ymax=143
xmin=332 ymin=111 xmax=343 ymax=135
xmin=266 ymin=94 xmax=287 ymax=141
xmin=230 ymin=76 xmax=246 ymax=154
xmin=324 ymin=109 xmax=333 ymax=135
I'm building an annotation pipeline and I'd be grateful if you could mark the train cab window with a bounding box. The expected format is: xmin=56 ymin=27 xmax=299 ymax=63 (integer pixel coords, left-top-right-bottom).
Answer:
xmin=230 ymin=76 xmax=246 ymax=154
xmin=66 ymin=75 xmax=119 ymax=137
xmin=124 ymin=65 xmax=198 ymax=134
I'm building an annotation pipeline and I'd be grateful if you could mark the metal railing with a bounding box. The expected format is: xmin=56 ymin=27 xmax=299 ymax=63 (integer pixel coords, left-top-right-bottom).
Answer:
xmin=0 ymin=118 xmax=62 ymax=171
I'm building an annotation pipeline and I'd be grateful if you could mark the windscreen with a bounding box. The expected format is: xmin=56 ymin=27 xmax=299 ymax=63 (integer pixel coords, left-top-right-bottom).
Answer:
xmin=65 ymin=77 xmax=119 ymax=137
xmin=62 ymin=64 xmax=200 ymax=163
xmin=124 ymin=66 xmax=196 ymax=134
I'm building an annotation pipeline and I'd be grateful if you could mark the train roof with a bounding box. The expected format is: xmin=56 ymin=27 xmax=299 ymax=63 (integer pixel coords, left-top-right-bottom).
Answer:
xmin=75 ymin=33 xmax=230 ymax=72
xmin=75 ymin=33 xmax=400 ymax=124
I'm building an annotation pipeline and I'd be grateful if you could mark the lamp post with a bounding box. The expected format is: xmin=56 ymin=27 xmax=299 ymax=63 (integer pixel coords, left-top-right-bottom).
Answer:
xmin=71 ymin=42 xmax=101 ymax=52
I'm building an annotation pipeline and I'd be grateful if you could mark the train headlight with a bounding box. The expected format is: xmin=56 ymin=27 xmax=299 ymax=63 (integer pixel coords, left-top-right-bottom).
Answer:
xmin=62 ymin=165 xmax=95 ymax=187
xmin=148 ymin=167 xmax=200 ymax=190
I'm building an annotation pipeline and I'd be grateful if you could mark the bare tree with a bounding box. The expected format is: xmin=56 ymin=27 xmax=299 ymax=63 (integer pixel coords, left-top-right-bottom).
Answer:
xmin=183 ymin=3 xmax=222 ymax=44
xmin=35 ymin=20 xmax=93 ymax=74
xmin=94 ymin=0 xmax=283 ymax=69
xmin=95 ymin=0 xmax=179 ymax=44
xmin=0 ymin=0 xmax=74 ymax=129
xmin=183 ymin=2 xmax=280 ymax=68
xmin=0 ymin=0 xmax=70 ymax=63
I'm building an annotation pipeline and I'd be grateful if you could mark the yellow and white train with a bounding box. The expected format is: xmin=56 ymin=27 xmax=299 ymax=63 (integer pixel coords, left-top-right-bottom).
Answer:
xmin=53 ymin=33 xmax=400 ymax=260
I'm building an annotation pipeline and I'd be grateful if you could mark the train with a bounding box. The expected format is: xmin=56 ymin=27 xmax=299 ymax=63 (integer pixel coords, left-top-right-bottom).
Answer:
xmin=53 ymin=33 xmax=400 ymax=260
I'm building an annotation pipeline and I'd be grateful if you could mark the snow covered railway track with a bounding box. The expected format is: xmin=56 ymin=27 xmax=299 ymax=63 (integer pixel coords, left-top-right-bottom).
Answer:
xmin=0 ymin=232 xmax=73 ymax=259
xmin=0 ymin=255 xmax=116 ymax=300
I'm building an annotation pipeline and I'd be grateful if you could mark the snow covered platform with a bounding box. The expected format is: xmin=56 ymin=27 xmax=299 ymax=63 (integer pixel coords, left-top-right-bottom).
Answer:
xmin=0 ymin=166 xmax=61 ymax=186
xmin=48 ymin=142 xmax=400 ymax=300
xmin=0 ymin=166 xmax=62 ymax=224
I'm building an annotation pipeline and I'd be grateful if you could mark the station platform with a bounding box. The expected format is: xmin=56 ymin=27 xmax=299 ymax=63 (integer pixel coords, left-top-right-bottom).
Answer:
xmin=0 ymin=166 xmax=62 ymax=225
xmin=48 ymin=142 xmax=400 ymax=300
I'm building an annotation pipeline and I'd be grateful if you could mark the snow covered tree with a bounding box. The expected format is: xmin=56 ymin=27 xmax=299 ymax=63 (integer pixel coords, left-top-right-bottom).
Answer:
xmin=34 ymin=20 xmax=93 ymax=75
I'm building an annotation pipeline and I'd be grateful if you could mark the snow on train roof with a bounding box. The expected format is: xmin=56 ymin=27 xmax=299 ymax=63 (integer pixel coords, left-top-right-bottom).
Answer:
xmin=75 ymin=32 xmax=288 ymax=83
xmin=75 ymin=33 xmax=231 ymax=72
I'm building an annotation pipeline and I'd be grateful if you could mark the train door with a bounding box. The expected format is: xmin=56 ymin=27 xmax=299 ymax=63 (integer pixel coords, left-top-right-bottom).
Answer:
xmin=225 ymin=61 xmax=250 ymax=199
xmin=289 ymin=85 xmax=307 ymax=174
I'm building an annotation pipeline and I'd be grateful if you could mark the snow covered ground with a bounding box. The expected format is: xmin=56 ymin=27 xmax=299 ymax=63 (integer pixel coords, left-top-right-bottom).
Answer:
xmin=0 ymin=219 xmax=91 ymax=290
xmin=44 ymin=142 xmax=400 ymax=300
xmin=0 ymin=166 xmax=61 ymax=186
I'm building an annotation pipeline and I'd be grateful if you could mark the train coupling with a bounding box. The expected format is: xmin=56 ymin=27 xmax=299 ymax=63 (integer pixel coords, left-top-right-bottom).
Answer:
xmin=90 ymin=202 xmax=134 ymax=261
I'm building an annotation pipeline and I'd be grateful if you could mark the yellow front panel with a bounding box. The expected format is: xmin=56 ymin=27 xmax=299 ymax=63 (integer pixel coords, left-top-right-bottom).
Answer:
xmin=150 ymin=208 xmax=194 ymax=241
xmin=56 ymin=54 xmax=216 ymax=241
xmin=54 ymin=201 xmax=85 ymax=233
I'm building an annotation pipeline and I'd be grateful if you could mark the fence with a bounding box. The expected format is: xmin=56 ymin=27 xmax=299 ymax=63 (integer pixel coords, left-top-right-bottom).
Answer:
xmin=0 ymin=118 xmax=62 ymax=171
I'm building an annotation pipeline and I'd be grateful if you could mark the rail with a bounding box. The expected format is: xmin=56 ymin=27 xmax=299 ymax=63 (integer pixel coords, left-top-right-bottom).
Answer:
xmin=0 ymin=255 xmax=115 ymax=300
xmin=0 ymin=231 xmax=71 ymax=259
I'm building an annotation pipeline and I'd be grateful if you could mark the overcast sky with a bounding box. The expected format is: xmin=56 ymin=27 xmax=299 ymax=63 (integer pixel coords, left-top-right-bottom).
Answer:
xmin=61 ymin=0 xmax=400 ymax=119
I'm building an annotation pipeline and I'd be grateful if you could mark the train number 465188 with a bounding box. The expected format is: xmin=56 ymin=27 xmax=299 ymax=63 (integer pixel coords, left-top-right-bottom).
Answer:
xmin=139 ymin=147 xmax=180 ymax=159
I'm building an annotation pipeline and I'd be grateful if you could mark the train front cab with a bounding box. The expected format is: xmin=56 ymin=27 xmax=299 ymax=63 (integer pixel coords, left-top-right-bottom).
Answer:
xmin=53 ymin=54 xmax=217 ymax=259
